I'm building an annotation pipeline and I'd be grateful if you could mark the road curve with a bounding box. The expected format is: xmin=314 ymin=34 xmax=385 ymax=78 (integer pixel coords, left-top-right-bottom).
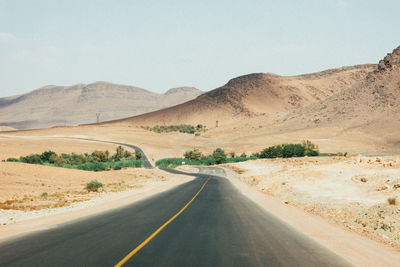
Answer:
xmin=67 ymin=138 xmax=153 ymax=168
xmin=0 ymin=142 xmax=351 ymax=267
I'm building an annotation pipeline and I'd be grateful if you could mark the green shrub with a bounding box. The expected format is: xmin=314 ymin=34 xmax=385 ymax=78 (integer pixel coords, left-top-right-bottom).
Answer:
xmin=10 ymin=147 xmax=141 ymax=172
xmin=302 ymin=140 xmax=319 ymax=156
xmin=20 ymin=154 xmax=42 ymax=164
xmin=91 ymin=150 xmax=108 ymax=162
xmin=184 ymin=149 xmax=203 ymax=161
xmin=113 ymin=165 xmax=122 ymax=170
xmin=77 ymin=162 xmax=108 ymax=172
xmin=40 ymin=151 xmax=57 ymax=162
xmin=143 ymin=124 xmax=206 ymax=135
xmin=156 ymin=158 xmax=189 ymax=168
xmin=60 ymin=153 xmax=86 ymax=165
xmin=260 ymin=142 xmax=317 ymax=159
xmin=111 ymin=146 xmax=132 ymax=161
xmin=86 ymin=180 xmax=103 ymax=192
xmin=240 ymin=153 xmax=247 ymax=158
xmin=123 ymin=150 xmax=132 ymax=158
xmin=251 ymin=152 xmax=260 ymax=158
xmin=155 ymin=155 xmax=256 ymax=168
xmin=49 ymin=154 xmax=67 ymax=166
xmin=6 ymin=157 xmax=19 ymax=162
xmin=212 ymin=148 xmax=227 ymax=164
xmin=135 ymin=149 xmax=142 ymax=160
xmin=305 ymin=150 xmax=319 ymax=157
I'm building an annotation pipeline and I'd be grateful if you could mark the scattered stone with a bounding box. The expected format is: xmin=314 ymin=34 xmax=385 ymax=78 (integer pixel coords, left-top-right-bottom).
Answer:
xmin=360 ymin=177 xmax=368 ymax=183
xmin=376 ymin=186 xmax=388 ymax=191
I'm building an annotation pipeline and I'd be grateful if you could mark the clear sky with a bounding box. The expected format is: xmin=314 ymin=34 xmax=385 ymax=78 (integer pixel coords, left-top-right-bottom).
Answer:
xmin=1 ymin=0 xmax=399 ymax=97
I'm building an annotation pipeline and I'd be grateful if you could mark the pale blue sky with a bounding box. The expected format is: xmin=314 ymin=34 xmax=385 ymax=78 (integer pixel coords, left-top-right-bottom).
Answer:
xmin=1 ymin=0 xmax=399 ymax=97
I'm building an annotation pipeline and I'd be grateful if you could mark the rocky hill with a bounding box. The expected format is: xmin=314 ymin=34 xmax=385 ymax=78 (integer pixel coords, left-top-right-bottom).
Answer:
xmin=279 ymin=45 xmax=400 ymax=146
xmin=0 ymin=82 xmax=203 ymax=129
xmin=112 ymin=64 xmax=374 ymax=126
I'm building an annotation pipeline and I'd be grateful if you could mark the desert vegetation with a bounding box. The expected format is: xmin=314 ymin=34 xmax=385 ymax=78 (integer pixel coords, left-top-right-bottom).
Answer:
xmin=156 ymin=141 xmax=319 ymax=168
xmin=141 ymin=124 xmax=206 ymax=135
xmin=257 ymin=141 xmax=319 ymax=158
xmin=86 ymin=180 xmax=103 ymax=192
xmin=6 ymin=146 xmax=141 ymax=171
xmin=157 ymin=147 xmax=258 ymax=168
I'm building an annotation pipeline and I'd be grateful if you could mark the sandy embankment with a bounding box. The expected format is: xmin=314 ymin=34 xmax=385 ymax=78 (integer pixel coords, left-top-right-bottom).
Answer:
xmin=223 ymin=157 xmax=400 ymax=267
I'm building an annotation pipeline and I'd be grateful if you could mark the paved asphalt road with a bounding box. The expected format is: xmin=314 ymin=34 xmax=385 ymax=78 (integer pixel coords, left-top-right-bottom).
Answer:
xmin=0 ymin=142 xmax=351 ymax=267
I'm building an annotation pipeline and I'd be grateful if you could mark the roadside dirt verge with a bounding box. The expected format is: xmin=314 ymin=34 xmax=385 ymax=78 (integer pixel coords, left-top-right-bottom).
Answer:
xmin=222 ymin=158 xmax=400 ymax=267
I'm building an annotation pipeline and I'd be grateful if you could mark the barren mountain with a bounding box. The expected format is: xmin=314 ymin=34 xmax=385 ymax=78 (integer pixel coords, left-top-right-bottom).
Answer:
xmin=278 ymin=45 xmax=400 ymax=146
xmin=0 ymin=82 xmax=202 ymax=129
xmin=112 ymin=64 xmax=374 ymax=126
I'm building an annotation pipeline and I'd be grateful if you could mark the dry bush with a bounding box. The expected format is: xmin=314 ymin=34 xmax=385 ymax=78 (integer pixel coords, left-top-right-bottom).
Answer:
xmin=387 ymin=197 xmax=397 ymax=205
xmin=228 ymin=165 xmax=246 ymax=174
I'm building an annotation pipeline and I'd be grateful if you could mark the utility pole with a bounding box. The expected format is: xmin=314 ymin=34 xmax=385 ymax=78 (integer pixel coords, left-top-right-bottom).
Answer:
xmin=96 ymin=113 xmax=100 ymax=124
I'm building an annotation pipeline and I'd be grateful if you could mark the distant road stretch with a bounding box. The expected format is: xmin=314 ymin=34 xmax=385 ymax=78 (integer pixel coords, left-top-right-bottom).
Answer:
xmin=0 ymin=141 xmax=351 ymax=267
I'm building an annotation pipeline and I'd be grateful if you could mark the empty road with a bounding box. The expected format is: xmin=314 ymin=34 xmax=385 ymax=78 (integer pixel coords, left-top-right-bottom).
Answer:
xmin=0 ymin=142 xmax=351 ymax=267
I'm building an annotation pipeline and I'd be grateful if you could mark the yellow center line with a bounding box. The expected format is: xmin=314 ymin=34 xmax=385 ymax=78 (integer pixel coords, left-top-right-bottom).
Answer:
xmin=114 ymin=178 xmax=210 ymax=267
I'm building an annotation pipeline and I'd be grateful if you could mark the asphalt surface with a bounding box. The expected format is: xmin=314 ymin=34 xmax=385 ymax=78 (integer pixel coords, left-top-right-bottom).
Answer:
xmin=0 ymin=143 xmax=352 ymax=267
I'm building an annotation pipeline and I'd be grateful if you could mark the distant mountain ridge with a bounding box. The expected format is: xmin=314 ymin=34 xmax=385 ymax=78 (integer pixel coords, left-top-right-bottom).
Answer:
xmin=0 ymin=81 xmax=203 ymax=129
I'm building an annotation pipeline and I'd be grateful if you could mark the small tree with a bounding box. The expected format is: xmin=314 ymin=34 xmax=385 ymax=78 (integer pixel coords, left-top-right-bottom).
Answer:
xmin=116 ymin=146 xmax=124 ymax=159
xmin=184 ymin=149 xmax=202 ymax=161
xmin=135 ymin=149 xmax=142 ymax=160
xmin=20 ymin=154 xmax=42 ymax=164
xmin=91 ymin=150 xmax=108 ymax=162
xmin=213 ymin=148 xmax=227 ymax=164
xmin=302 ymin=140 xmax=319 ymax=156
xmin=124 ymin=150 xmax=132 ymax=158
xmin=49 ymin=154 xmax=67 ymax=166
xmin=240 ymin=152 xmax=247 ymax=158
xmin=40 ymin=151 xmax=57 ymax=162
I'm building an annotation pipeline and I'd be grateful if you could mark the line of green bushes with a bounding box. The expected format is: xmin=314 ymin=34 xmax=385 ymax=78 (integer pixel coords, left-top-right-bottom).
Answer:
xmin=6 ymin=146 xmax=142 ymax=171
xmin=156 ymin=156 xmax=258 ymax=169
xmin=156 ymin=140 xmax=319 ymax=169
xmin=141 ymin=124 xmax=206 ymax=135
xmin=253 ymin=140 xmax=319 ymax=158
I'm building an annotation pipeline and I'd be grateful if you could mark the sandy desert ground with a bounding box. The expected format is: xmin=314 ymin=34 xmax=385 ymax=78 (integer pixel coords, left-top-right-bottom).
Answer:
xmin=1 ymin=129 xmax=400 ymax=267
xmin=222 ymin=156 xmax=400 ymax=249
